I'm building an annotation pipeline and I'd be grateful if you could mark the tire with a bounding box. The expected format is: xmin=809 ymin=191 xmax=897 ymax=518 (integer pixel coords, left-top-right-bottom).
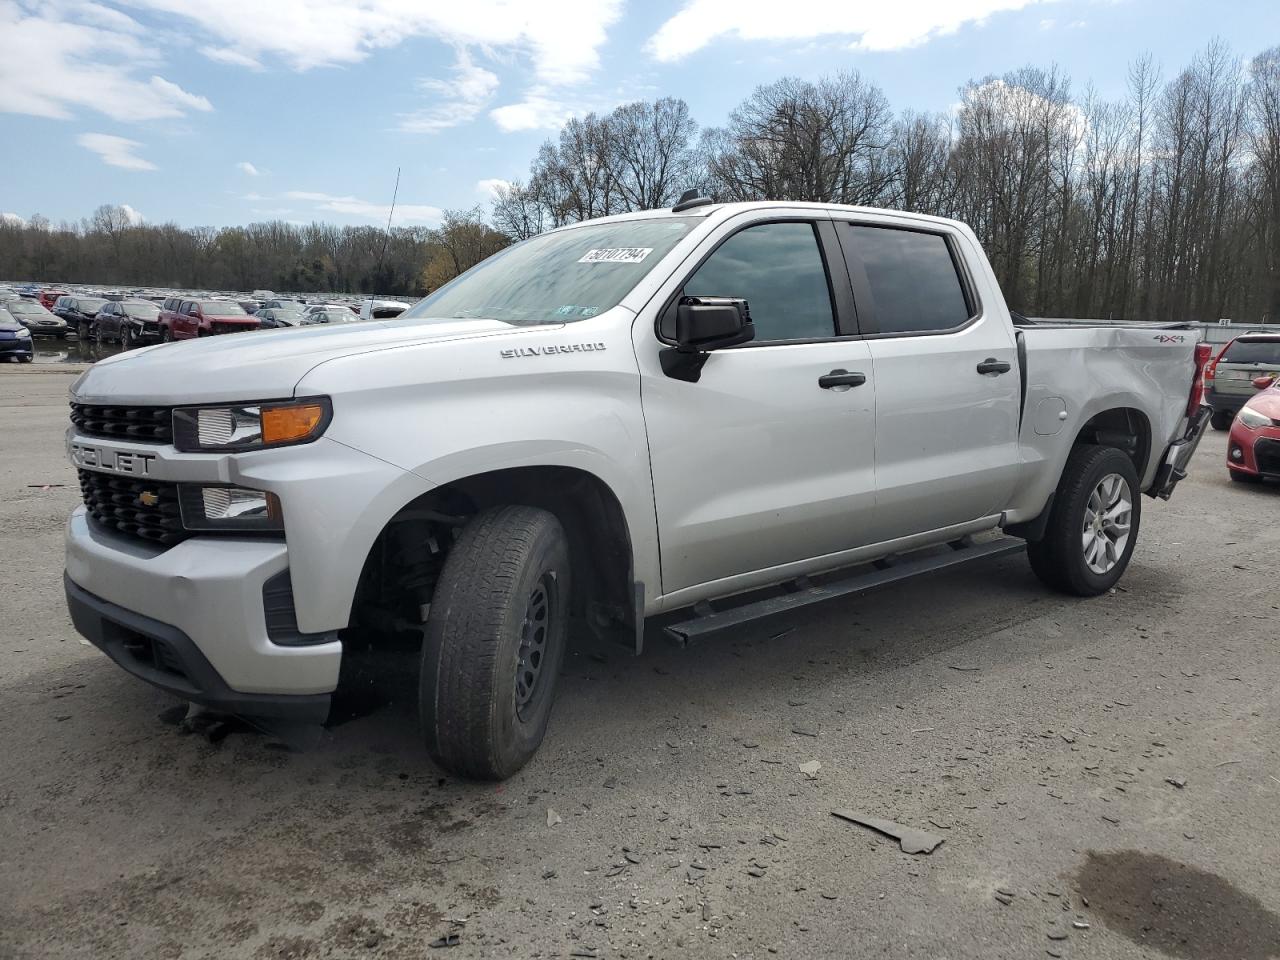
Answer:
xmin=19 ymin=355 xmax=33 ymax=363
xmin=161 ymin=327 xmax=173 ymax=343
xmin=1210 ymin=410 xmax=1234 ymax=431
xmin=1229 ymin=470 xmax=1262 ymax=484
xmin=420 ymin=505 xmax=571 ymax=780
xmin=1027 ymin=444 xmax=1142 ymax=597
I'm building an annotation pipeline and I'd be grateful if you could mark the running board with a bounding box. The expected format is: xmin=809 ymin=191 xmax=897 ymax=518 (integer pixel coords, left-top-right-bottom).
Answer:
xmin=664 ymin=536 xmax=1026 ymax=645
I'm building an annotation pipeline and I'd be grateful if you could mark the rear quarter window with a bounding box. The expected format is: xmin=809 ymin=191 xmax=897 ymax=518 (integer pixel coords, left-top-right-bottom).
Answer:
xmin=1219 ymin=340 xmax=1280 ymax=364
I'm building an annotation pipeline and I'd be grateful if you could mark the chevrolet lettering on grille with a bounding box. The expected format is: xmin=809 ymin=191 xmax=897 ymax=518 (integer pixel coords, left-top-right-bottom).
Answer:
xmin=69 ymin=442 xmax=156 ymax=476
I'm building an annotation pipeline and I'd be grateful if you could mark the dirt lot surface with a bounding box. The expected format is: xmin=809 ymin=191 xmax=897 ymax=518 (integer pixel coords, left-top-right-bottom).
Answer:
xmin=2 ymin=372 xmax=1278 ymax=960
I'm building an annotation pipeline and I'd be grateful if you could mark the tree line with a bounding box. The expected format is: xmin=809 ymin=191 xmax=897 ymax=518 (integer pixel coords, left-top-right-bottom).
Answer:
xmin=2 ymin=40 xmax=1277 ymax=322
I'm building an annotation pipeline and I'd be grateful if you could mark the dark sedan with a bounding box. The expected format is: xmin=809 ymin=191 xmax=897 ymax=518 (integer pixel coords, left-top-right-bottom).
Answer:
xmin=94 ymin=299 xmax=164 ymax=348
xmin=3 ymin=298 xmax=69 ymax=336
xmin=0 ymin=306 xmax=35 ymax=362
xmin=255 ymin=306 xmax=304 ymax=329
xmin=52 ymin=295 xmax=108 ymax=338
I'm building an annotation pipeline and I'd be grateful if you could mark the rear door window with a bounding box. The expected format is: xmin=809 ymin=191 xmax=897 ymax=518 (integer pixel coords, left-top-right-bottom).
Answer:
xmin=840 ymin=225 xmax=973 ymax=335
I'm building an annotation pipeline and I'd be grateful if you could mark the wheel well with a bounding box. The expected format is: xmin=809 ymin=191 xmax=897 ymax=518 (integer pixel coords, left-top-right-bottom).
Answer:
xmin=1073 ymin=407 xmax=1152 ymax=480
xmin=352 ymin=466 xmax=635 ymax=644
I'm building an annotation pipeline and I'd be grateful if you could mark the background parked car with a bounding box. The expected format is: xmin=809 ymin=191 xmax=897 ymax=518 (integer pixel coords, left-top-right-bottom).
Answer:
xmin=254 ymin=306 xmax=303 ymax=328
xmin=161 ymin=299 xmax=259 ymax=340
xmin=52 ymin=295 xmax=107 ymax=338
xmin=0 ymin=286 xmax=21 ymax=301
xmin=1203 ymin=333 xmax=1280 ymax=429
xmin=359 ymin=298 xmax=408 ymax=320
xmin=94 ymin=299 xmax=164 ymax=348
xmin=300 ymin=305 xmax=360 ymax=325
xmin=1226 ymin=374 xmax=1280 ymax=483
xmin=38 ymin=289 xmax=67 ymax=309
xmin=4 ymin=298 xmax=69 ymax=337
xmin=0 ymin=306 xmax=34 ymax=362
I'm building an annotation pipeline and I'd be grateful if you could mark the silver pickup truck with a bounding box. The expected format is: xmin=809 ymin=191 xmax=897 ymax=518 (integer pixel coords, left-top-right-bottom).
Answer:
xmin=63 ymin=199 xmax=1211 ymax=778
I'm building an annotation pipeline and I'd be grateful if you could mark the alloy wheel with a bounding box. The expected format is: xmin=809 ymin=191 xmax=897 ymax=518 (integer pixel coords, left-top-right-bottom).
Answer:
xmin=1082 ymin=472 xmax=1132 ymax=574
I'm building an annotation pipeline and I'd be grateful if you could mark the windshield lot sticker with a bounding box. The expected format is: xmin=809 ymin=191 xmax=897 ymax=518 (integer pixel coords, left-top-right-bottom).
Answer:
xmin=578 ymin=247 xmax=652 ymax=264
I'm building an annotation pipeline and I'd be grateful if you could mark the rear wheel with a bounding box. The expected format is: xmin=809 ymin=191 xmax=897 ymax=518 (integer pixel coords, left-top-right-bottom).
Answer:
xmin=419 ymin=505 xmax=570 ymax=780
xmin=1210 ymin=410 xmax=1234 ymax=431
xmin=161 ymin=327 xmax=173 ymax=343
xmin=1027 ymin=445 xmax=1141 ymax=596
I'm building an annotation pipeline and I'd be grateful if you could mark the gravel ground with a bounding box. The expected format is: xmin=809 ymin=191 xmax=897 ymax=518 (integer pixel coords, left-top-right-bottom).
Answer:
xmin=2 ymin=371 xmax=1278 ymax=960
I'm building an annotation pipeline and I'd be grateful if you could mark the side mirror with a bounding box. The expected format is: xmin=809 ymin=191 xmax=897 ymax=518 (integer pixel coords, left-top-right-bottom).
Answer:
xmin=1253 ymin=375 xmax=1275 ymax=390
xmin=675 ymin=296 xmax=754 ymax=352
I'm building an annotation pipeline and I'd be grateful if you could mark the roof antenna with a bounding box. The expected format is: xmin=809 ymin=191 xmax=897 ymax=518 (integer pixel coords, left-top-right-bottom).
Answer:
xmin=672 ymin=188 xmax=713 ymax=213
xmin=374 ymin=166 xmax=401 ymax=289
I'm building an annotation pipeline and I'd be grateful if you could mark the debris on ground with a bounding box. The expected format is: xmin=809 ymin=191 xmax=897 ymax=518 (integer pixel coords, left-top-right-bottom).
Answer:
xmin=428 ymin=933 xmax=461 ymax=948
xmin=792 ymin=724 xmax=819 ymax=738
xmin=546 ymin=807 xmax=562 ymax=827
xmin=1165 ymin=777 xmax=1187 ymax=789
xmin=830 ymin=810 xmax=945 ymax=854
xmin=799 ymin=760 xmax=821 ymax=779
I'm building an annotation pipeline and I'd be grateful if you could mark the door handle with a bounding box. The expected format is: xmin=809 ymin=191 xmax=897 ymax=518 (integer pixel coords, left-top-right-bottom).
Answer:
xmin=976 ymin=358 xmax=1012 ymax=375
xmin=818 ymin=369 xmax=867 ymax=389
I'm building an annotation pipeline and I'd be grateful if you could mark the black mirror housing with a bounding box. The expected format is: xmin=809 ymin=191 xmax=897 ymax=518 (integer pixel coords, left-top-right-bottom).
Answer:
xmin=675 ymin=297 xmax=754 ymax=352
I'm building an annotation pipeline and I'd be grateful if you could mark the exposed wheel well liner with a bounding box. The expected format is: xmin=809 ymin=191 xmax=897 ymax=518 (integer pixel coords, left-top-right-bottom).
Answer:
xmin=354 ymin=466 xmax=636 ymax=644
xmin=1073 ymin=407 xmax=1152 ymax=483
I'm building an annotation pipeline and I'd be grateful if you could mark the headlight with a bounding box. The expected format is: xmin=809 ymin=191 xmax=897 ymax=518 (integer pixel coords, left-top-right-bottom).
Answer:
xmin=15 ymin=327 xmax=30 ymax=338
xmin=1237 ymin=407 xmax=1274 ymax=430
xmin=172 ymin=397 xmax=331 ymax=451
xmin=178 ymin=484 xmax=283 ymax=532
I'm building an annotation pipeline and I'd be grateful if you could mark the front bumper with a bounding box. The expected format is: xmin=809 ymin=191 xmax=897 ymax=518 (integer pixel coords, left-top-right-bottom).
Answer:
xmin=65 ymin=506 xmax=342 ymax=702
xmin=0 ymin=336 xmax=33 ymax=358
xmin=1150 ymin=406 xmax=1211 ymax=500
xmin=65 ymin=573 xmax=331 ymax=722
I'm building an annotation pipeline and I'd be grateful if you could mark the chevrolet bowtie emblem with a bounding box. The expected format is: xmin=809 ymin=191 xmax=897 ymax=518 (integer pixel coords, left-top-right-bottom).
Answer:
xmin=138 ymin=490 xmax=160 ymax=507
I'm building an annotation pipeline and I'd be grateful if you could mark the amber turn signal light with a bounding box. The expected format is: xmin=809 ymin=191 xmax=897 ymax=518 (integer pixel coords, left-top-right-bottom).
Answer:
xmin=261 ymin=403 xmax=326 ymax=445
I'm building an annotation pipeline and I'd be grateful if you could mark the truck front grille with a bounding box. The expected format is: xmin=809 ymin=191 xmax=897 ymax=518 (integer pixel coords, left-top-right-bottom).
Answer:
xmin=70 ymin=402 xmax=173 ymax=444
xmin=78 ymin=469 xmax=188 ymax=546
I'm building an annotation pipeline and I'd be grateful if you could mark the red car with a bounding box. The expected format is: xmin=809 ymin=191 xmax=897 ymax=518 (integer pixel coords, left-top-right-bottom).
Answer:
xmin=1226 ymin=375 xmax=1280 ymax=483
xmin=159 ymin=298 xmax=260 ymax=341
xmin=39 ymin=289 xmax=68 ymax=309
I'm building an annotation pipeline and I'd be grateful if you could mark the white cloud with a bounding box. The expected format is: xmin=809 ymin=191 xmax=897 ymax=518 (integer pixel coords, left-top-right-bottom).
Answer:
xmin=237 ymin=161 xmax=261 ymax=176
xmin=284 ymin=191 xmax=443 ymax=226
xmin=397 ymin=48 xmax=499 ymax=133
xmin=1 ymin=212 xmax=26 ymax=226
xmin=491 ymin=91 xmax=576 ymax=132
xmin=120 ymin=203 xmax=145 ymax=225
xmin=476 ymin=178 xmax=511 ymax=200
xmin=646 ymin=0 xmax=1048 ymax=61
xmin=201 ymin=46 xmax=263 ymax=69
xmin=77 ymin=133 xmax=158 ymax=171
xmin=0 ymin=4 xmax=213 ymax=121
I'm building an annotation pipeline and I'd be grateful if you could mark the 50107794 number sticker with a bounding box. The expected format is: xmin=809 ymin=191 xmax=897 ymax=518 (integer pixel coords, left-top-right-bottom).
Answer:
xmin=577 ymin=247 xmax=653 ymax=264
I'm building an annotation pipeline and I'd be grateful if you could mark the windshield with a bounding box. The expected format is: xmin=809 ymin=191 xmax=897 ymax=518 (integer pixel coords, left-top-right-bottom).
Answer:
xmin=401 ymin=217 xmax=697 ymax=326
xmin=1220 ymin=340 xmax=1280 ymax=364
xmin=201 ymin=300 xmax=247 ymax=315
xmin=79 ymin=298 xmax=106 ymax=312
xmin=6 ymin=301 xmax=48 ymax=315
xmin=123 ymin=302 xmax=160 ymax=318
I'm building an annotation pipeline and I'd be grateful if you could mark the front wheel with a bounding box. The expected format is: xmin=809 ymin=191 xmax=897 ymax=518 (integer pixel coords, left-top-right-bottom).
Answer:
xmin=1209 ymin=410 xmax=1234 ymax=431
xmin=1027 ymin=445 xmax=1142 ymax=596
xmin=419 ymin=505 xmax=571 ymax=780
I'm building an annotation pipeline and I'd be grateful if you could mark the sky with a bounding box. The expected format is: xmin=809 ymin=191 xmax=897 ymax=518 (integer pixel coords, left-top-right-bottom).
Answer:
xmin=1 ymin=0 xmax=1276 ymax=230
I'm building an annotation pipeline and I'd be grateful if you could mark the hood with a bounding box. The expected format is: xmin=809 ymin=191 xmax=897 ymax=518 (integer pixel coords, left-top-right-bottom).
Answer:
xmin=0 ymin=316 xmax=25 ymax=333
xmin=70 ymin=317 xmax=541 ymax=404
